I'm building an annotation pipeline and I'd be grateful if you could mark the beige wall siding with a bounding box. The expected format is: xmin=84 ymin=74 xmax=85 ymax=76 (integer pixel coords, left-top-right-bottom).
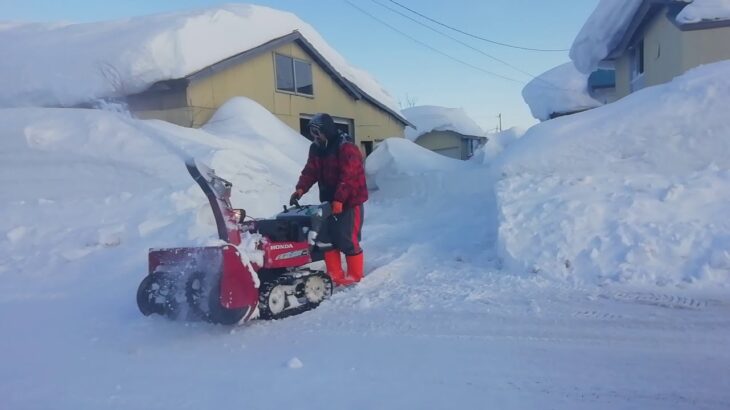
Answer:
xmin=615 ymin=9 xmax=730 ymax=99
xmin=643 ymin=12 xmax=685 ymax=87
xmin=185 ymin=41 xmax=404 ymax=144
xmin=615 ymin=55 xmax=632 ymax=98
xmin=133 ymin=107 xmax=195 ymax=127
xmin=681 ymin=25 xmax=730 ymax=72
xmin=415 ymin=131 xmax=464 ymax=160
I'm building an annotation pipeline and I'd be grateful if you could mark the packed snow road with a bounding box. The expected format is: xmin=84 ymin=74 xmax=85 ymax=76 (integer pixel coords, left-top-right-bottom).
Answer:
xmin=2 ymin=166 xmax=728 ymax=410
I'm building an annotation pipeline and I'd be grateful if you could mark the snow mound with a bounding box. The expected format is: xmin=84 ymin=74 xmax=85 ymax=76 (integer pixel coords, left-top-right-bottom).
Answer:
xmin=0 ymin=4 xmax=400 ymax=117
xmin=0 ymin=98 xmax=309 ymax=285
xmin=402 ymin=106 xmax=484 ymax=141
xmin=203 ymin=96 xmax=310 ymax=165
xmin=366 ymin=138 xmax=470 ymax=177
xmin=365 ymin=138 xmax=472 ymax=193
xmin=522 ymin=63 xmax=602 ymax=121
xmin=470 ymin=127 xmax=525 ymax=165
xmin=493 ymin=60 xmax=730 ymax=287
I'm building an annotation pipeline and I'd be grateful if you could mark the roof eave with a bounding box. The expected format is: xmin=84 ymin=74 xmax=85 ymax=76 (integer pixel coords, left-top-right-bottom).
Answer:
xmin=342 ymin=78 xmax=414 ymax=128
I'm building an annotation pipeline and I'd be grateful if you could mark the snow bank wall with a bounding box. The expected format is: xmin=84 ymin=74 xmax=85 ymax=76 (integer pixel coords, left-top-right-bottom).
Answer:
xmin=493 ymin=61 xmax=730 ymax=288
xmin=0 ymin=97 xmax=309 ymax=280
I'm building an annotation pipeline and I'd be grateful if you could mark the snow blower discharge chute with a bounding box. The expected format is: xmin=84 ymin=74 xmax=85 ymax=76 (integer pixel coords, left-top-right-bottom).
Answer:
xmin=136 ymin=159 xmax=334 ymax=325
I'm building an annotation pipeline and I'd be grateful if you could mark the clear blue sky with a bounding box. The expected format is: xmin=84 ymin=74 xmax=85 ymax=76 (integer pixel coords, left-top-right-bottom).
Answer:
xmin=1 ymin=0 xmax=599 ymax=131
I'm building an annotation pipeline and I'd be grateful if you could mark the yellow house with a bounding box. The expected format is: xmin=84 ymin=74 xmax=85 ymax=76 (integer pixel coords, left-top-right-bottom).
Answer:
xmin=125 ymin=30 xmax=411 ymax=155
xmin=402 ymin=106 xmax=487 ymax=160
xmin=599 ymin=1 xmax=730 ymax=98
xmin=412 ymin=131 xmax=486 ymax=160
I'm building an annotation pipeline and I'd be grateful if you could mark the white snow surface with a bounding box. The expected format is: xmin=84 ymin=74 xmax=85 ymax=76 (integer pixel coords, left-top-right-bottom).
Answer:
xmin=572 ymin=0 xmax=730 ymax=73
xmin=522 ymin=63 xmax=603 ymax=121
xmin=470 ymin=127 xmax=526 ymax=165
xmin=365 ymin=137 xmax=473 ymax=192
xmin=2 ymin=73 xmax=730 ymax=408
xmin=401 ymin=105 xmax=485 ymax=141
xmin=494 ymin=60 xmax=730 ymax=287
xmin=0 ymin=4 xmax=400 ymax=117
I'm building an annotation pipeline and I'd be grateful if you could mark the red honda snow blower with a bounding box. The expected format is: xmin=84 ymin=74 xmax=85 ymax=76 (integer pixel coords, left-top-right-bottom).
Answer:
xmin=136 ymin=159 xmax=334 ymax=325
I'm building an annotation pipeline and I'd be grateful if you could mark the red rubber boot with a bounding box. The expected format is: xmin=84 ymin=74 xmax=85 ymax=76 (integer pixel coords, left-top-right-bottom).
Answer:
xmin=343 ymin=252 xmax=364 ymax=285
xmin=324 ymin=250 xmax=346 ymax=285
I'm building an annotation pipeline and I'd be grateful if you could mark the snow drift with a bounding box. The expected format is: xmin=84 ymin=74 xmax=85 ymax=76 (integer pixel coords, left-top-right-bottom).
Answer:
xmin=470 ymin=127 xmax=525 ymax=165
xmin=365 ymin=138 xmax=473 ymax=194
xmin=493 ymin=60 xmax=730 ymax=287
xmin=0 ymin=97 xmax=310 ymax=284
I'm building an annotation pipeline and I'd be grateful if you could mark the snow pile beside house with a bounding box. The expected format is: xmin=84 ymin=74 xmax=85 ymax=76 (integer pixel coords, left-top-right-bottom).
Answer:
xmin=0 ymin=4 xmax=399 ymax=114
xmin=521 ymin=63 xmax=602 ymax=121
xmin=493 ymin=61 xmax=730 ymax=287
xmin=0 ymin=97 xmax=308 ymax=284
xmin=678 ymin=0 xmax=730 ymax=23
xmin=402 ymin=106 xmax=484 ymax=141
xmin=365 ymin=138 xmax=472 ymax=193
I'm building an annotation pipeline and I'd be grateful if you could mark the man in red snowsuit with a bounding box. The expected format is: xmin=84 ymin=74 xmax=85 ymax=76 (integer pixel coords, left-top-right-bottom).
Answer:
xmin=290 ymin=113 xmax=368 ymax=286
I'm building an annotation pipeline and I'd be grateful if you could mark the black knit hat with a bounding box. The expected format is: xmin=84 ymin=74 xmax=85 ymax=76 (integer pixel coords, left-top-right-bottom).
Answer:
xmin=309 ymin=113 xmax=338 ymax=140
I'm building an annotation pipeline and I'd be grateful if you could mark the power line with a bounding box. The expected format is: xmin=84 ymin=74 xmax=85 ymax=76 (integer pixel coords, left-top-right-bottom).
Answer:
xmin=344 ymin=0 xmax=525 ymax=85
xmin=370 ymin=0 xmax=543 ymax=82
xmin=388 ymin=0 xmax=569 ymax=52
xmin=372 ymin=0 xmax=566 ymax=90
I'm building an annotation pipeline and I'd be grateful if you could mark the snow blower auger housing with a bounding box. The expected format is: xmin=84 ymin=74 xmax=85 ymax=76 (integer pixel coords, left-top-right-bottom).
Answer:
xmin=136 ymin=159 xmax=334 ymax=325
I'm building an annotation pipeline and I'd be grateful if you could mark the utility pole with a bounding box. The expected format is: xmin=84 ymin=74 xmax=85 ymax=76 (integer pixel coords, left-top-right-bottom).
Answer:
xmin=497 ymin=113 xmax=503 ymax=133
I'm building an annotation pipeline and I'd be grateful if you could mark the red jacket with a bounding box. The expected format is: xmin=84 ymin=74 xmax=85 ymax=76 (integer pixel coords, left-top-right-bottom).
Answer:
xmin=296 ymin=135 xmax=368 ymax=207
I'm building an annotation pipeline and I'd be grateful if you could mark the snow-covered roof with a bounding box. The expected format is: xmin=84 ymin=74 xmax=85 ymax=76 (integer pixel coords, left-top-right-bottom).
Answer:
xmin=401 ymin=106 xmax=485 ymax=142
xmin=677 ymin=0 xmax=730 ymax=23
xmin=521 ymin=63 xmax=603 ymax=122
xmin=0 ymin=4 xmax=406 ymax=124
xmin=570 ymin=0 xmax=730 ymax=74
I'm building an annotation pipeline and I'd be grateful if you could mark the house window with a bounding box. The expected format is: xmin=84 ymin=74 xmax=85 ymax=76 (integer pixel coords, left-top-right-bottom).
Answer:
xmin=294 ymin=60 xmax=313 ymax=95
xmin=275 ymin=54 xmax=313 ymax=96
xmin=361 ymin=141 xmax=374 ymax=156
xmin=630 ymin=40 xmax=645 ymax=92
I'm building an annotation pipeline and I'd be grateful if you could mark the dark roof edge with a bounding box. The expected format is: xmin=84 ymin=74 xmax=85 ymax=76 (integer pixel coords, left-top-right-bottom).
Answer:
xmin=343 ymin=78 xmax=413 ymax=128
xmin=677 ymin=18 xmax=730 ymax=30
xmin=294 ymin=35 xmax=413 ymax=127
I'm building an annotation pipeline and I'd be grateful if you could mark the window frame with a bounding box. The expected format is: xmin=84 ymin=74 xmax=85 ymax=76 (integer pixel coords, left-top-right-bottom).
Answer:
xmin=629 ymin=40 xmax=645 ymax=92
xmin=274 ymin=53 xmax=314 ymax=98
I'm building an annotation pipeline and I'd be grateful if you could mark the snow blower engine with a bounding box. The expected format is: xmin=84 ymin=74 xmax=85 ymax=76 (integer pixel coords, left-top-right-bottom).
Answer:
xmin=136 ymin=159 xmax=334 ymax=325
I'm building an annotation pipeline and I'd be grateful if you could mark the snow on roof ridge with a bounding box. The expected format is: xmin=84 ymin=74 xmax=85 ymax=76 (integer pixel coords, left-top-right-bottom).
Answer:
xmin=0 ymin=3 xmax=403 ymax=121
